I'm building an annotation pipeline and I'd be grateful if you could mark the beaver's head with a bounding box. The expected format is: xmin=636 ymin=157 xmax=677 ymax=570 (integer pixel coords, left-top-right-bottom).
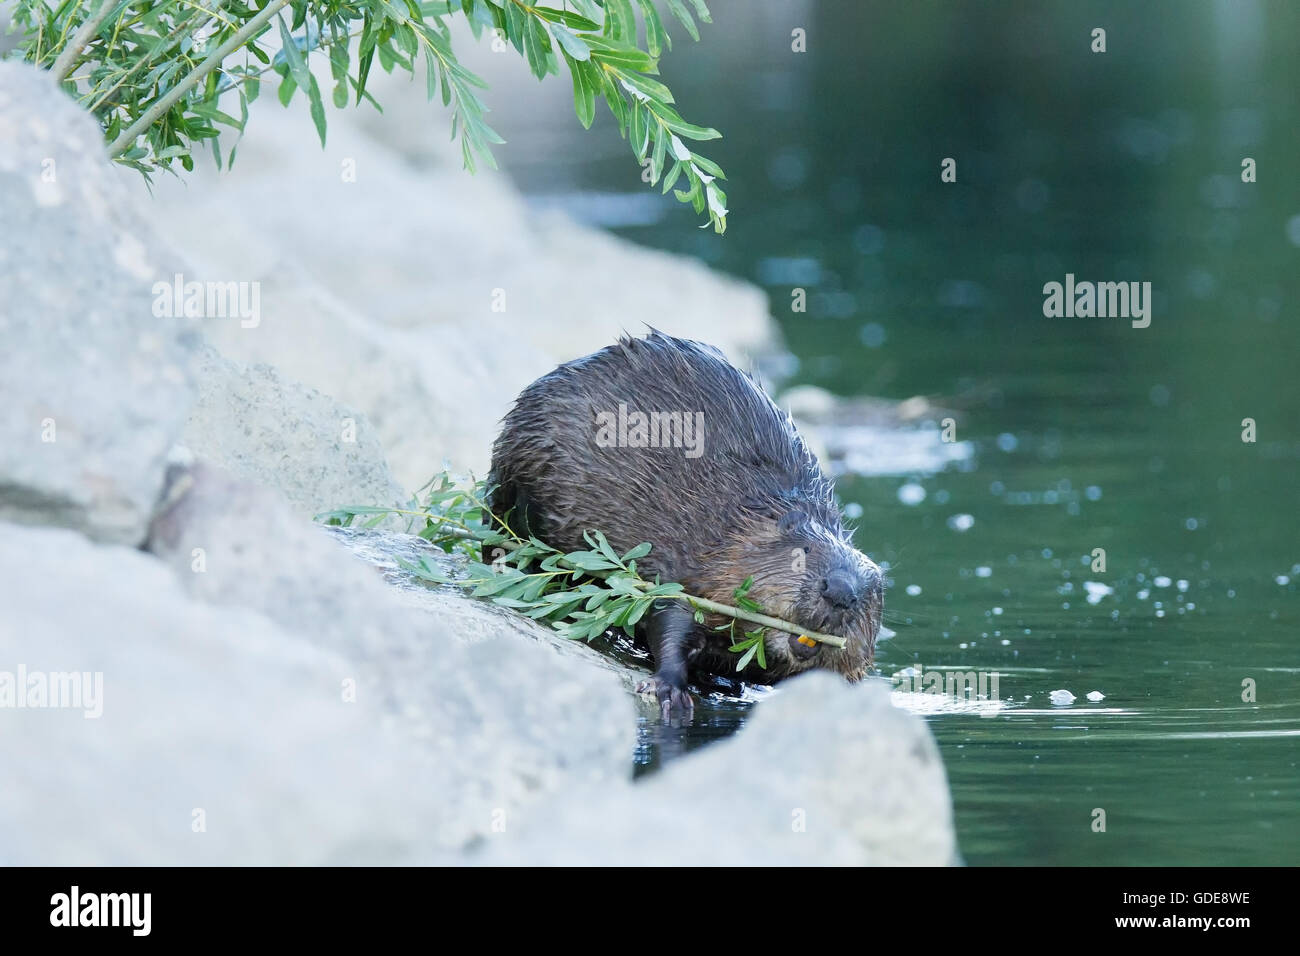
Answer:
xmin=698 ymin=505 xmax=883 ymax=682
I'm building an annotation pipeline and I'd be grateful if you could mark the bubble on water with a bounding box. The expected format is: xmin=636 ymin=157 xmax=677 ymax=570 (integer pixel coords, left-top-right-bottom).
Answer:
xmin=934 ymin=489 xmax=951 ymax=504
xmin=756 ymin=256 xmax=821 ymax=286
xmin=853 ymin=223 xmax=885 ymax=256
xmin=947 ymin=513 xmax=975 ymax=532
xmin=1050 ymin=689 xmax=1076 ymax=706
xmin=859 ymin=322 xmax=887 ymax=348
xmin=906 ymin=584 xmax=922 ymax=596
xmin=768 ymin=146 xmax=810 ymax=190
xmin=996 ymin=433 xmax=1018 ymax=452
xmin=1286 ymin=214 xmax=1300 ymax=247
xmin=897 ymin=482 xmax=926 ymax=506
xmin=938 ymin=279 xmax=986 ymax=309
xmin=959 ymin=642 xmax=968 ymax=649
xmin=1156 ymin=609 xmax=1165 ymax=618
xmin=1041 ymin=548 xmax=1053 ymax=559
xmin=1137 ymin=589 xmax=1150 ymax=600
xmin=1085 ymin=485 xmax=1102 ymax=501
xmin=1083 ymin=581 xmax=1113 ymax=605
xmin=1185 ymin=268 xmax=1217 ymax=300
xmin=1086 ymin=691 xmax=1106 ymax=702
xmin=1154 ymin=576 xmax=1172 ymax=588
xmin=1001 ymin=639 xmax=1011 ymax=646
xmin=844 ymin=502 xmax=864 ymax=519
xmin=975 ymin=566 xmax=992 ymax=578
xmin=992 ymin=606 xmax=1003 ymax=615
xmin=1185 ymin=517 xmax=1199 ymax=530
xmin=1277 ymin=575 xmax=1291 ymax=586
xmin=1177 ymin=579 xmax=1189 ymax=592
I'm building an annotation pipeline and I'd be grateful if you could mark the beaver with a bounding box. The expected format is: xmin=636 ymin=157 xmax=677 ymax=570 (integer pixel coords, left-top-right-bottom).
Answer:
xmin=488 ymin=331 xmax=883 ymax=716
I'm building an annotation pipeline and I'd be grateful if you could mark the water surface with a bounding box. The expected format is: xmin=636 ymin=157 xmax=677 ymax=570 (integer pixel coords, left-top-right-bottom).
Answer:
xmin=497 ymin=0 xmax=1299 ymax=865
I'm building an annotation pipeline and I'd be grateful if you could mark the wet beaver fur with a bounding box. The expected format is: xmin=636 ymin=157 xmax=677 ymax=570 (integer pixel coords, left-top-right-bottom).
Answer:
xmin=488 ymin=331 xmax=883 ymax=715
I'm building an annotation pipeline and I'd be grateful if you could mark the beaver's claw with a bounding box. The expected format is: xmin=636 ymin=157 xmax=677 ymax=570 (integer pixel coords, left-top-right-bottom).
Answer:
xmin=636 ymin=676 xmax=694 ymax=719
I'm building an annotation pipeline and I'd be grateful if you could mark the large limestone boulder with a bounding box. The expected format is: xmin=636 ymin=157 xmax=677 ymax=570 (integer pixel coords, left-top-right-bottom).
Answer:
xmin=182 ymin=347 xmax=409 ymax=520
xmin=145 ymin=463 xmax=635 ymax=850
xmin=478 ymin=672 xmax=959 ymax=865
xmin=0 ymin=521 xmax=449 ymax=865
xmin=140 ymin=82 xmax=779 ymax=482
xmin=0 ymin=62 xmax=195 ymax=545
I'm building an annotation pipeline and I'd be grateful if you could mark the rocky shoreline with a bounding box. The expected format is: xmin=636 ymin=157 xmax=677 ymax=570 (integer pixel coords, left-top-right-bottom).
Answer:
xmin=0 ymin=61 xmax=957 ymax=865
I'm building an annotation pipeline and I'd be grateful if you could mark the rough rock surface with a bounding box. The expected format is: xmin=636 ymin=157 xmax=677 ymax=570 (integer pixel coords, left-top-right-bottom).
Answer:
xmin=141 ymin=89 xmax=778 ymax=481
xmin=0 ymin=63 xmax=194 ymax=545
xmin=0 ymin=521 xmax=451 ymax=865
xmin=182 ymin=347 xmax=409 ymax=521
xmin=145 ymin=463 xmax=635 ymax=850
xmin=478 ymin=672 xmax=959 ymax=866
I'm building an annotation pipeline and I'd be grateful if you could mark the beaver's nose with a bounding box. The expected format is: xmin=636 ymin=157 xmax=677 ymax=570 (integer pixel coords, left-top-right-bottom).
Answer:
xmin=821 ymin=569 xmax=861 ymax=610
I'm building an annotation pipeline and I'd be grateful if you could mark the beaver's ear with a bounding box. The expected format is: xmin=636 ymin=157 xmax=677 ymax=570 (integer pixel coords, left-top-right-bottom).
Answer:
xmin=776 ymin=510 xmax=809 ymax=535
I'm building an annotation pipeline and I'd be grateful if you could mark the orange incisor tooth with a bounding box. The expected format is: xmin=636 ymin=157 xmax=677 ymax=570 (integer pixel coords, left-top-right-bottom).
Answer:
xmin=796 ymin=635 xmax=817 ymax=647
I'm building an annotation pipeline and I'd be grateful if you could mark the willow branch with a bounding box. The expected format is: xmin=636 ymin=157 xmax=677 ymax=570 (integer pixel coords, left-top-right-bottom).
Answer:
xmin=50 ymin=0 xmax=118 ymax=83
xmin=107 ymin=0 xmax=290 ymax=158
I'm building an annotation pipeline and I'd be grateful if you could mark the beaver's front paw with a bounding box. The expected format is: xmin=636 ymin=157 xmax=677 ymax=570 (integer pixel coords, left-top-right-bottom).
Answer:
xmin=636 ymin=675 xmax=695 ymax=719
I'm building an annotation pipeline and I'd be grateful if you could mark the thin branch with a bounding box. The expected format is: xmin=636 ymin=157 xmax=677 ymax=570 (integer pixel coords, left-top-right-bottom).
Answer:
xmin=107 ymin=0 xmax=291 ymax=158
xmin=87 ymin=1 xmax=231 ymax=112
xmin=365 ymin=498 xmax=852 ymax=650
xmin=50 ymin=0 xmax=118 ymax=82
xmin=666 ymin=593 xmax=849 ymax=649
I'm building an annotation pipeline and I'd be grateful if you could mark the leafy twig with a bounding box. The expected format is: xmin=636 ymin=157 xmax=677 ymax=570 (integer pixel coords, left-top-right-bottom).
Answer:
xmin=106 ymin=0 xmax=292 ymax=158
xmin=11 ymin=0 xmax=729 ymax=229
xmin=316 ymin=473 xmax=850 ymax=660
xmin=48 ymin=0 xmax=115 ymax=82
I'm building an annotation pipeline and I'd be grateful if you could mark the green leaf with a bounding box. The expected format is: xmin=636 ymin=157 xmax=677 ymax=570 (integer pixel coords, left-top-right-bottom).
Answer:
xmin=306 ymin=74 xmax=328 ymax=146
xmin=686 ymin=0 xmax=713 ymax=23
xmin=278 ymin=75 xmax=298 ymax=107
xmin=564 ymin=52 xmax=597 ymax=128
xmin=549 ymin=23 xmax=589 ymax=61
xmin=637 ymin=0 xmax=667 ymax=57
xmin=665 ymin=0 xmax=699 ymax=41
xmin=619 ymin=71 xmax=673 ymax=104
xmin=586 ymin=36 xmax=657 ymax=72
xmin=604 ymin=0 xmax=635 ymax=42
xmin=531 ymin=7 xmax=600 ymax=32
xmin=276 ymin=15 xmax=311 ymax=90
xmin=621 ymin=542 xmax=652 ymax=562
xmin=648 ymin=100 xmax=721 ymax=140
xmin=661 ymin=159 xmax=683 ymax=193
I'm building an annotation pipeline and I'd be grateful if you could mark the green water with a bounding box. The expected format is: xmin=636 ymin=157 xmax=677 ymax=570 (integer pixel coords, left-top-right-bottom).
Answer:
xmin=503 ymin=0 xmax=1299 ymax=865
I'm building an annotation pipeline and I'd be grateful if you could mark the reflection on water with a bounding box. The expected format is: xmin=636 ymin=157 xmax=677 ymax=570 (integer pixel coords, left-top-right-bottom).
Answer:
xmin=497 ymin=0 xmax=1298 ymax=864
